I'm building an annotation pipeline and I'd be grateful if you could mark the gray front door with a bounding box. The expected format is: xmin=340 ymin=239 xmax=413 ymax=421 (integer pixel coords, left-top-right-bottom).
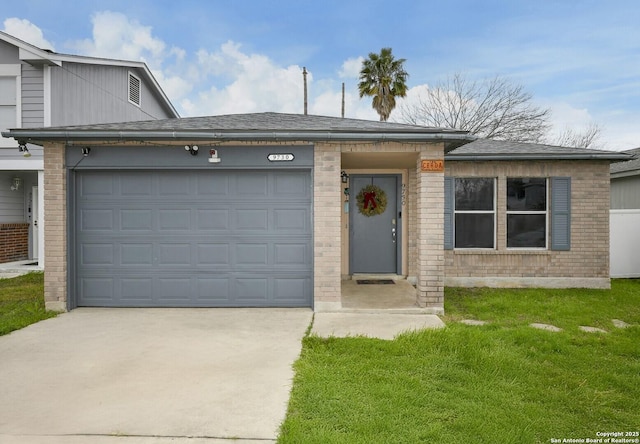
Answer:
xmin=350 ymin=175 xmax=399 ymax=273
xmin=73 ymin=170 xmax=312 ymax=307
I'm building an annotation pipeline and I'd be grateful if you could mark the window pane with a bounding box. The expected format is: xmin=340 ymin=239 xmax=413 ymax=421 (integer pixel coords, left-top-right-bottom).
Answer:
xmin=507 ymin=214 xmax=546 ymax=248
xmin=455 ymin=178 xmax=494 ymax=210
xmin=507 ymin=178 xmax=546 ymax=211
xmin=455 ymin=214 xmax=494 ymax=248
xmin=0 ymin=77 xmax=16 ymax=105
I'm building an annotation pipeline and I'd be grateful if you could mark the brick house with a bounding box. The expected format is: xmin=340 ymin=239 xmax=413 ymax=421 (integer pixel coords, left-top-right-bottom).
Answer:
xmin=2 ymin=113 xmax=629 ymax=312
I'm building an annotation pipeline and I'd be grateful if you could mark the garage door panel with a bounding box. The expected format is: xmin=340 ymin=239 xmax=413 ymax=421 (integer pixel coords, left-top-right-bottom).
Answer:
xmin=80 ymin=209 xmax=114 ymax=231
xmin=120 ymin=278 xmax=153 ymax=301
xmin=197 ymin=209 xmax=229 ymax=230
xmin=80 ymin=243 xmax=114 ymax=266
xmin=75 ymin=170 xmax=312 ymax=307
xmin=121 ymin=174 xmax=152 ymax=196
xmin=236 ymin=173 xmax=268 ymax=195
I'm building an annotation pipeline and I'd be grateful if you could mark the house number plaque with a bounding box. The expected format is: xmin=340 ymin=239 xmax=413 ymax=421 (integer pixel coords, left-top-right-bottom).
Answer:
xmin=268 ymin=153 xmax=295 ymax=162
xmin=421 ymin=159 xmax=444 ymax=172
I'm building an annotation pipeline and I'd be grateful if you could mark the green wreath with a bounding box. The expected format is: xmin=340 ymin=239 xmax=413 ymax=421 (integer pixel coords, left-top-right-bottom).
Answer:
xmin=356 ymin=184 xmax=388 ymax=217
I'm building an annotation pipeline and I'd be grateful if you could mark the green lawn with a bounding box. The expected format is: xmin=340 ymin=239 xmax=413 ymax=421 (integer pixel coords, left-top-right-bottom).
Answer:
xmin=279 ymin=280 xmax=640 ymax=444
xmin=0 ymin=272 xmax=57 ymax=336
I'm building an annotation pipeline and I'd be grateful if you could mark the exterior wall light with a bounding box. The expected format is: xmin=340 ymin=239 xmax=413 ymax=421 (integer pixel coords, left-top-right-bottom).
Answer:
xmin=10 ymin=177 xmax=22 ymax=191
xmin=341 ymin=170 xmax=349 ymax=183
xmin=18 ymin=141 xmax=31 ymax=158
xmin=82 ymin=147 xmax=91 ymax=157
xmin=185 ymin=145 xmax=199 ymax=156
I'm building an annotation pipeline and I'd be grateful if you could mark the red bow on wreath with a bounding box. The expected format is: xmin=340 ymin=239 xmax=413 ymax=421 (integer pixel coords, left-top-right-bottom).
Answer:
xmin=363 ymin=191 xmax=377 ymax=210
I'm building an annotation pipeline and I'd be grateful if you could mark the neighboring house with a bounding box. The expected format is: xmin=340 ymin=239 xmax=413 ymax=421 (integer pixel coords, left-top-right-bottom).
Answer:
xmin=610 ymin=147 xmax=640 ymax=277
xmin=610 ymin=147 xmax=640 ymax=209
xmin=0 ymin=31 xmax=178 ymax=266
xmin=3 ymin=113 xmax=630 ymax=312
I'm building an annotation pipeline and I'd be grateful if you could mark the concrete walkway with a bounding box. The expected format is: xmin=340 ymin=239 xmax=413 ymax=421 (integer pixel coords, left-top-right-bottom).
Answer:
xmin=0 ymin=308 xmax=312 ymax=444
xmin=312 ymin=313 xmax=445 ymax=340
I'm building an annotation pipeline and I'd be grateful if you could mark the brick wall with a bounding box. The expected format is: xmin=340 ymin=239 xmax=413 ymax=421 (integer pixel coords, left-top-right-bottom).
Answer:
xmin=313 ymin=142 xmax=342 ymax=311
xmin=444 ymin=160 xmax=611 ymax=288
xmin=43 ymin=142 xmax=67 ymax=311
xmin=0 ymin=223 xmax=29 ymax=262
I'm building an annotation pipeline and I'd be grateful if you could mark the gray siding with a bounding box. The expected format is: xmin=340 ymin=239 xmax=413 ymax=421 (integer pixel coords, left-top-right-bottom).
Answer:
xmin=21 ymin=64 xmax=44 ymax=128
xmin=0 ymin=171 xmax=25 ymax=222
xmin=0 ymin=40 xmax=19 ymax=63
xmin=51 ymin=63 xmax=173 ymax=126
xmin=611 ymin=175 xmax=640 ymax=209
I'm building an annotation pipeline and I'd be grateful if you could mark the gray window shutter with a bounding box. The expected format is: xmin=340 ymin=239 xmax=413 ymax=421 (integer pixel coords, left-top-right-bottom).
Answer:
xmin=551 ymin=177 xmax=571 ymax=251
xmin=444 ymin=177 xmax=454 ymax=250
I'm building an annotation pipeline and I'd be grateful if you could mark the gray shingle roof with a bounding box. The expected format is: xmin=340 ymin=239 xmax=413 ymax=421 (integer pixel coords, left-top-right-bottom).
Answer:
xmin=610 ymin=147 xmax=640 ymax=175
xmin=11 ymin=112 xmax=465 ymax=134
xmin=446 ymin=138 xmax=630 ymax=161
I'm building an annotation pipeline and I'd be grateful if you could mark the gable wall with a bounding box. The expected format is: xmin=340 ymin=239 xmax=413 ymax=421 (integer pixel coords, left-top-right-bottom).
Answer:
xmin=50 ymin=63 xmax=173 ymax=126
xmin=444 ymin=160 xmax=611 ymax=287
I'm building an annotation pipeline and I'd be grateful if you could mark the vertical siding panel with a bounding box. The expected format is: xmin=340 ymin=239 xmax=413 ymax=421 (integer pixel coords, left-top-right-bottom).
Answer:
xmin=21 ymin=64 xmax=44 ymax=128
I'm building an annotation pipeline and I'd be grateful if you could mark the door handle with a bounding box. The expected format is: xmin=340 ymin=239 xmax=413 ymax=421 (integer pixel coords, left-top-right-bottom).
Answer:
xmin=392 ymin=227 xmax=396 ymax=243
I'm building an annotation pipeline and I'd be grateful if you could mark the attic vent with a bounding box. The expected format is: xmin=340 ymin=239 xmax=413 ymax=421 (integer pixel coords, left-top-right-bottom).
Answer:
xmin=128 ymin=72 xmax=141 ymax=106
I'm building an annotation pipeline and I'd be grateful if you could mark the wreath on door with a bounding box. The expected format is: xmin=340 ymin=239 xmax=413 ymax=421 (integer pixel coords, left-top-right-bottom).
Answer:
xmin=356 ymin=184 xmax=387 ymax=217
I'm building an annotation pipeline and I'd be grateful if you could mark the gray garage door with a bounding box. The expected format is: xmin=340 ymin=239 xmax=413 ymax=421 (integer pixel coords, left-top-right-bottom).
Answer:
xmin=74 ymin=170 xmax=312 ymax=307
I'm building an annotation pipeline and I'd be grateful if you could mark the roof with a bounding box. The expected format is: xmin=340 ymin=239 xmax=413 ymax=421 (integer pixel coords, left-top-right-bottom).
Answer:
xmin=0 ymin=31 xmax=179 ymax=118
xmin=2 ymin=112 xmax=475 ymax=146
xmin=610 ymin=147 xmax=640 ymax=177
xmin=446 ymin=138 xmax=631 ymax=161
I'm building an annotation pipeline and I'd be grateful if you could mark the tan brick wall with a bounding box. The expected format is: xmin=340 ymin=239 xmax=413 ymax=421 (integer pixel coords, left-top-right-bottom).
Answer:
xmin=313 ymin=142 xmax=342 ymax=310
xmin=0 ymin=223 xmax=29 ymax=262
xmin=416 ymin=147 xmax=446 ymax=311
xmin=444 ymin=160 xmax=611 ymax=287
xmin=43 ymin=142 xmax=67 ymax=310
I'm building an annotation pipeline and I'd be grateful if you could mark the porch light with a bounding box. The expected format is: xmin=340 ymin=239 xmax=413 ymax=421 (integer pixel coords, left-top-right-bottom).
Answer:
xmin=10 ymin=177 xmax=22 ymax=191
xmin=18 ymin=141 xmax=31 ymax=158
xmin=82 ymin=147 xmax=91 ymax=157
xmin=341 ymin=170 xmax=349 ymax=183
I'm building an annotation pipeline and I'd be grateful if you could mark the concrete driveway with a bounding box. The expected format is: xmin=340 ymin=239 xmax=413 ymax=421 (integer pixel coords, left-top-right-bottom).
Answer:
xmin=0 ymin=308 xmax=312 ymax=444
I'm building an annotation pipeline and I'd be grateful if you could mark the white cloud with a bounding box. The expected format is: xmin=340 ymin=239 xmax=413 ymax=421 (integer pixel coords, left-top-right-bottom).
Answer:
xmin=339 ymin=56 xmax=363 ymax=78
xmin=2 ymin=18 xmax=55 ymax=50
xmin=182 ymin=42 xmax=307 ymax=116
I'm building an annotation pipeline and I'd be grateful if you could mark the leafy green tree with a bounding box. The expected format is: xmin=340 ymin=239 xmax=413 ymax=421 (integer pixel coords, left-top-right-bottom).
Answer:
xmin=358 ymin=48 xmax=408 ymax=121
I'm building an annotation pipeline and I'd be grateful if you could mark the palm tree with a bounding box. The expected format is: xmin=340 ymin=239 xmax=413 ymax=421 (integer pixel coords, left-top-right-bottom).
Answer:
xmin=358 ymin=48 xmax=408 ymax=121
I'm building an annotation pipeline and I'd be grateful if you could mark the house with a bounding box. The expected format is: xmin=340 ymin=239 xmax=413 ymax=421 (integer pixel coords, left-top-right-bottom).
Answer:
xmin=610 ymin=147 xmax=640 ymax=209
xmin=2 ymin=113 xmax=630 ymax=312
xmin=610 ymin=147 xmax=640 ymax=277
xmin=0 ymin=31 xmax=178 ymax=266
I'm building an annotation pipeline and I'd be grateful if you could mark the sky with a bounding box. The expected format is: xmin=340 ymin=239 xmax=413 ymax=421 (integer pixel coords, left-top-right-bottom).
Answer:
xmin=2 ymin=0 xmax=640 ymax=150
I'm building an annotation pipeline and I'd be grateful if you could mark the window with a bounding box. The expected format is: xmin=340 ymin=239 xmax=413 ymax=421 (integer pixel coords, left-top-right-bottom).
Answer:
xmin=128 ymin=72 xmax=141 ymax=106
xmin=454 ymin=178 xmax=495 ymax=248
xmin=506 ymin=178 xmax=547 ymax=248
xmin=0 ymin=65 xmax=20 ymax=148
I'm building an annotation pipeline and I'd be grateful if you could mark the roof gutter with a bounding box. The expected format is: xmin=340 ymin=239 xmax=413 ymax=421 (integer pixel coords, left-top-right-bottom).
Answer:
xmin=2 ymin=129 xmax=476 ymax=144
xmin=446 ymin=153 xmax=632 ymax=161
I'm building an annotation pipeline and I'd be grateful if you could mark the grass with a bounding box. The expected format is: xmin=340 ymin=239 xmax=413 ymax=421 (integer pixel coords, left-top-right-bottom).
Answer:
xmin=0 ymin=272 xmax=57 ymax=336
xmin=279 ymin=280 xmax=640 ymax=443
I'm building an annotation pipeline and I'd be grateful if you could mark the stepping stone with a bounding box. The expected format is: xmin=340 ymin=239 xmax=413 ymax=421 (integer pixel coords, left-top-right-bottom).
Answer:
xmin=530 ymin=323 xmax=562 ymax=332
xmin=579 ymin=326 xmax=608 ymax=333
xmin=612 ymin=319 xmax=631 ymax=329
xmin=460 ymin=319 xmax=488 ymax=326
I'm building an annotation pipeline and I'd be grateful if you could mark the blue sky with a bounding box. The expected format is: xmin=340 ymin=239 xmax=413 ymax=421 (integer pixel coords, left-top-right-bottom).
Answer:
xmin=3 ymin=0 xmax=640 ymax=150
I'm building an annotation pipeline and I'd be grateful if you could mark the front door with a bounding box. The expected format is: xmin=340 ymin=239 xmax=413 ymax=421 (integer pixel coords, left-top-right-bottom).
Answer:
xmin=349 ymin=175 xmax=399 ymax=274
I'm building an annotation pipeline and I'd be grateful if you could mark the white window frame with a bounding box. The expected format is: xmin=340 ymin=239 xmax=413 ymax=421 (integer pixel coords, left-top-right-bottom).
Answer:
xmin=506 ymin=177 xmax=549 ymax=250
xmin=454 ymin=177 xmax=496 ymax=250
xmin=128 ymin=71 xmax=141 ymax=107
xmin=0 ymin=64 xmax=21 ymax=148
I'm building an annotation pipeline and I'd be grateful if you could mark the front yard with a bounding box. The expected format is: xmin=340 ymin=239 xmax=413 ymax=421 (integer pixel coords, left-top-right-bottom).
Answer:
xmin=280 ymin=281 xmax=640 ymax=443
xmin=0 ymin=272 xmax=57 ymax=336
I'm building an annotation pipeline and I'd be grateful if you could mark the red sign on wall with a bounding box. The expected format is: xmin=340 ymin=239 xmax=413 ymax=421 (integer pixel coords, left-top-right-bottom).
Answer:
xmin=421 ymin=159 xmax=444 ymax=172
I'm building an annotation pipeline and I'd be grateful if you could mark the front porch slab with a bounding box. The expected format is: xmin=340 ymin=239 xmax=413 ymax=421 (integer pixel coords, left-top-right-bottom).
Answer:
xmin=311 ymin=312 xmax=445 ymax=340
